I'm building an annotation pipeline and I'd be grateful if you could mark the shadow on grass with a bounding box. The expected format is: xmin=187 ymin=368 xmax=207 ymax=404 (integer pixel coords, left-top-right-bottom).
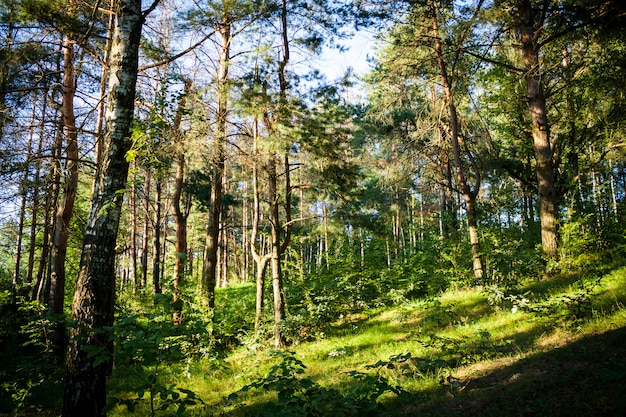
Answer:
xmin=389 ymin=325 xmax=626 ymax=417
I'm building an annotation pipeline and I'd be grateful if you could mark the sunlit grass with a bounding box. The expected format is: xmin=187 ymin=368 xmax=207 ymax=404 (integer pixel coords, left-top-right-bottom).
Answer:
xmin=106 ymin=264 xmax=626 ymax=416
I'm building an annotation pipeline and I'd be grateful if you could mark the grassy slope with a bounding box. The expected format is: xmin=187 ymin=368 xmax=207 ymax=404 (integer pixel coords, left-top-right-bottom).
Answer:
xmin=109 ymin=265 xmax=626 ymax=416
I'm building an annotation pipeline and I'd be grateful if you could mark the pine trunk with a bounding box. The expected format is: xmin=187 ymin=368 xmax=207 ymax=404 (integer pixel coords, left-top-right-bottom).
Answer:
xmin=49 ymin=33 xmax=79 ymax=318
xmin=517 ymin=0 xmax=558 ymax=259
xmin=202 ymin=17 xmax=230 ymax=308
xmin=429 ymin=0 xmax=484 ymax=279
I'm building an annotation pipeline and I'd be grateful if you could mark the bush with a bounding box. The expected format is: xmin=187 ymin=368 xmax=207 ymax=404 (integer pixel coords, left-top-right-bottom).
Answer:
xmin=229 ymin=351 xmax=407 ymax=417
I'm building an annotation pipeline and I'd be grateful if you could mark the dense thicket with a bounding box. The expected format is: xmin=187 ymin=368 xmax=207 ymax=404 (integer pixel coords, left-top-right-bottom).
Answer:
xmin=0 ymin=0 xmax=625 ymax=414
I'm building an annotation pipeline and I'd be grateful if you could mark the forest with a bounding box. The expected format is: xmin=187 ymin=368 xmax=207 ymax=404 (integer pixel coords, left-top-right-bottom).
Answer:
xmin=1 ymin=0 xmax=626 ymax=415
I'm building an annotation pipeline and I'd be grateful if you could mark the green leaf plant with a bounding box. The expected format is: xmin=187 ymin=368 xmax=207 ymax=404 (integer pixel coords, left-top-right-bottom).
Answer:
xmin=229 ymin=350 xmax=408 ymax=417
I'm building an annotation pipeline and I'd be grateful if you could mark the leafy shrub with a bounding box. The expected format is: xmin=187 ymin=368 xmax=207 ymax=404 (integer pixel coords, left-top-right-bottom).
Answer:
xmin=107 ymin=294 xmax=206 ymax=416
xmin=229 ymin=351 xmax=407 ymax=417
xmin=419 ymin=330 xmax=515 ymax=366
xmin=0 ymin=296 xmax=63 ymax=415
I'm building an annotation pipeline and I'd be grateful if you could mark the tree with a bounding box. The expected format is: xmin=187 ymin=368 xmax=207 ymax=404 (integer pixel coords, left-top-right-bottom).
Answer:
xmin=514 ymin=0 xmax=558 ymax=259
xmin=365 ymin=0 xmax=486 ymax=279
xmin=427 ymin=0 xmax=484 ymax=279
xmin=172 ymin=79 xmax=192 ymax=324
xmin=201 ymin=3 xmax=232 ymax=309
xmin=48 ymin=0 xmax=80 ymax=323
xmin=62 ymin=0 xmax=149 ymax=414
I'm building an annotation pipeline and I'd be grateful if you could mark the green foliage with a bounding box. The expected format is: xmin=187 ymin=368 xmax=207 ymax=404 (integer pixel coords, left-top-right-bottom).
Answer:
xmin=0 ymin=296 xmax=63 ymax=415
xmin=230 ymin=351 xmax=407 ymax=417
xmin=419 ymin=330 xmax=516 ymax=367
xmin=559 ymin=216 xmax=626 ymax=268
xmin=486 ymin=273 xmax=603 ymax=325
xmin=481 ymin=225 xmax=544 ymax=288
xmin=105 ymin=373 xmax=204 ymax=417
xmin=107 ymin=294 xmax=206 ymax=416
xmin=281 ymin=233 xmax=472 ymax=343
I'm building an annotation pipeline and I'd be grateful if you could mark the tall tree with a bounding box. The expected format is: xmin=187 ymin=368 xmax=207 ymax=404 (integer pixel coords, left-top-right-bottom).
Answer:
xmin=49 ymin=1 xmax=80 ymax=320
xmin=62 ymin=0 xmax=149 ymax=414
xmin=202 ymin=6 xmax=231 ymax=309
xmin=514 ymin=0 xmax=558 ymax=258
xmin=172 ymin=79 xmax=192 ymax=324
xmin=427 ymin=0 xmax=484 ymax=279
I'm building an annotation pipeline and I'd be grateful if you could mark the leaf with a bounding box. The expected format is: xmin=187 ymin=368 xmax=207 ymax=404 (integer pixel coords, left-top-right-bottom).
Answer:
xmin=102 ymin=397 xmax=119 ymax=414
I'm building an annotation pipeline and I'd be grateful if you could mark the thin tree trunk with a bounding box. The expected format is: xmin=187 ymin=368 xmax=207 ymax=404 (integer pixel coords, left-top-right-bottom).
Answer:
xmin=268 ymin=155 xmax=285 ymax=347
xmin=251 ymin=116 xmax=271 ymax=334
xmin=63 ymin=0 xmax=143 ymax=414
xmin=30 ymin=95 xmax=53 ymax=299
xmin=13 ymin=98 xmax=37 ymax=291
xmin=429 ymin=0 xmax=484 ymax=279
xmin=516 ymin=0 xmax=558 ymax=259
xmin=129 ymin=164 xmax=138 ymax=293
xmin=49 ymin=32 xmax=80 ymax=318
xmin=27 ymin=125 xmax=43 ymax=285
xmin=242 ymin=179 xmax=249 ymax=280
xmin=141 ymin=169 xmax=151 ymax=289
xmin=34 ymin=103 xmax=64 ymax=302
xmin=610 ymin=161 xmax=618 ymax=220
xmin=172 ymin=80 xmax=191 ymax=324
xmin=202 ymin=16 xmax=231 ymax=309
xmin=153 ymin=176 xmax=162 ymax=294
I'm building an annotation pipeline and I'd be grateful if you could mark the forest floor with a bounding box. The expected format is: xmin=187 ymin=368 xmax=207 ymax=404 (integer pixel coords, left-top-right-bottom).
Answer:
xmin=3 ymin=264 xmax=626 ymax=416
xmin=187 ymin=264 xmax=626 ymax=416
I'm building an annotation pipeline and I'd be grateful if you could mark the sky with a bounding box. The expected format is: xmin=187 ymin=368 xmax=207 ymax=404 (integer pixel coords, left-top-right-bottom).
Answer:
xmin=317 ymin=30 xmax=377 ymax=81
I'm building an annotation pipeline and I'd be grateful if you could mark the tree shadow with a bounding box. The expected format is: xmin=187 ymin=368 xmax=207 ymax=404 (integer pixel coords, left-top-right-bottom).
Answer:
xmin=387 ymin=325 xmax=626 ymax=417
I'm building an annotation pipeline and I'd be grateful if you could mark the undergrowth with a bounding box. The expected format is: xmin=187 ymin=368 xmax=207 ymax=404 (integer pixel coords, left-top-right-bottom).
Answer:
xmin=2 ymin=260 xmax=626 ymax=416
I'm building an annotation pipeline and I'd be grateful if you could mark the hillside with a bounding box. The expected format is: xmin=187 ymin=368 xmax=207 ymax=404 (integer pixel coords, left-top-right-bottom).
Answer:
xmin=103 ymin=265 xmax=626 ymax=416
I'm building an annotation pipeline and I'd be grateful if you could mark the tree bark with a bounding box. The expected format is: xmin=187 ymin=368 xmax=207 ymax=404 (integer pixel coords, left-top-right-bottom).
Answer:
xmin=152 ymin=175 xmax=162 ymax=294
xmin=33 ymin=98 xmax=64 ymax=302
xmin=13 ymin=97 xmax=37 ymax=291
xmin=202 ymin=15 xmax=231 ymax=309
xmin=250 ymin=115 xmax=271 ymax=334
xmin=49 ymin=32 xmax=79 ymax=318
xmin=516 ymin=0 xmax=558 ymax=259
xmin=62 ymin=0 xmax=143 ymax=414
xmin=141 ymin=169 xmax=151 ymax=289
xmin=129 ymin=164 xmax=138 ymax=293
xmin=429 ymin=0 xmax=484 ymax=279
xmin=268 ymin=155 xmax=286 ymax=347
xmin=172 ymin=79 xmax=191 ymax=324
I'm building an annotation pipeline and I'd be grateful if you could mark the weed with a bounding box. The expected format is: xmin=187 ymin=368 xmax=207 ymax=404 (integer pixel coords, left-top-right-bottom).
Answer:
xmin=229 ymin=351 xmax=408 ymax=417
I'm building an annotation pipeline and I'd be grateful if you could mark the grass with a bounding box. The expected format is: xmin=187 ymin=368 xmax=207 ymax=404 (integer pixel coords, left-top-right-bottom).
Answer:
xmin=3 ymin=264 xmax=626 ymax=416
xmin=104 ymin=264 xmax=626 ymax=416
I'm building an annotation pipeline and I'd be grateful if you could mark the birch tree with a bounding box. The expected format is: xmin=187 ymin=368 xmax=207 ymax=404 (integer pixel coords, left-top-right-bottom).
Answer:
xmin=62 ymin=0 xmax=151 ymax=414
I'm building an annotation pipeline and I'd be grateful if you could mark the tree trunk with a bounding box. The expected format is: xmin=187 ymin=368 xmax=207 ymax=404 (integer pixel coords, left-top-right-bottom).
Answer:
xmin=516 ymin=0 xmax=558 ymax=259
xmin=49 ymin=33 xmax=79 ymax=318
xmin=62 ymin=0 xmax=143 ymax=414
xmin=172 ymin=80 xmax=191 ymax=324
xmin=268 ymin=156 xmax=286 ymax=347
xmin=13 ymin=98 xmax=37 ymax=291
xmin=429 ymin=0 xmax=484 ymax=279
xmin=152 ymin=176 xmax=162 ymax=294
xmin=33 ymin=100 xmax=64 ymax=302
xmin=141 ymin=169 xmax=151 ymax=289
xmin=251 ymin=116 xmax=271 ymax=334
xmin=202 ymin=16 xmax=230 ymax=309
xmin=27 ymin=112 xmax=45 ymax=285
xmin=242 ymin=179 xmax=249 ymax=280
xmin=129 ymin=164 xmax=138 ymax=293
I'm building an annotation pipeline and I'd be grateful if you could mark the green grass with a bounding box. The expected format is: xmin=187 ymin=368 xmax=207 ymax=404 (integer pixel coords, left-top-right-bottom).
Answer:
xmin=4 ymin=265 xmax=626 ymax=416
xmin=104 ymin=265 xmax=626 ymax=416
